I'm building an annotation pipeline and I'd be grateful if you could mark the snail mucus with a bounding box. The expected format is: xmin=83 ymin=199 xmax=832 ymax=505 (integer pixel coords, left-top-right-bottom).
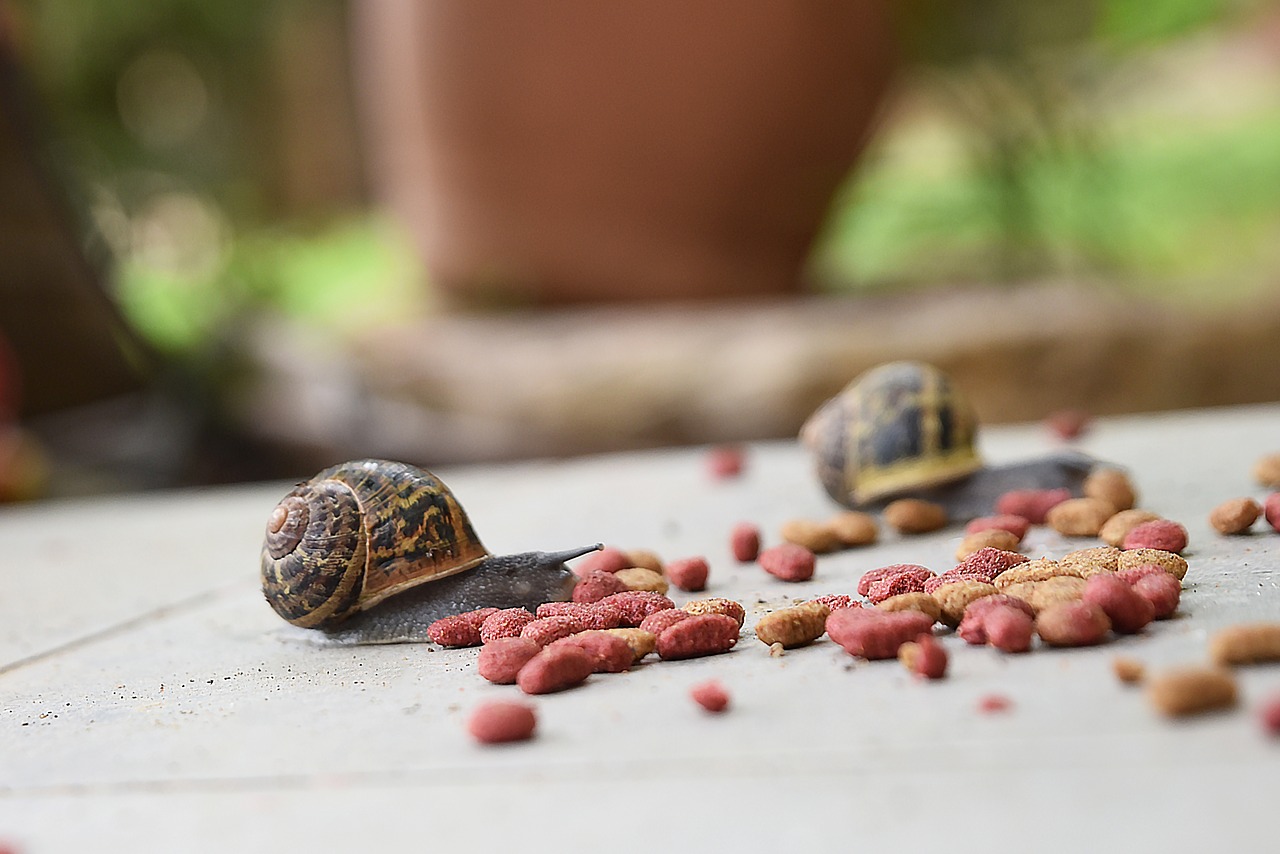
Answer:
xmin=801 ymin=361 xmax=1101 ymax=521
xmin=261 ymin=459 xmax=599 ymax=644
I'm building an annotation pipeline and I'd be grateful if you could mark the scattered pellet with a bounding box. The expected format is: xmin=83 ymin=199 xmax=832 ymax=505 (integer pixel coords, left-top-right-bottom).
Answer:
xmin=517 ymin=645 xmax=595 ymax=695
xmin=665 ymin=557 xmax=710 ymax=593
xmin=1209 ymin=623 xmax=1280 ymax=667
xmin=1122 ymin=520 xmax=1188 ymax=554
xmin=898 ymin=634 xmax=948 ymax=679
xmin=810 ymin=594 xmax=860 ymax=611
xmin=478 ymin=637 xmax=543 ymax=684
xmin=1045 ymin=408 xmax=1091 ymax=440
xmin=1253 ymin=452 xmax=1280 ymax=488
xmin=758 ymin=543 xmax=816 ymax=582
xmin=1209 ymin=498 xmax=1261 ymax=535
xmin=1025 ymin=576 xmax=1088 ymax=614
xmin=575 ymin=547 xmax=632 ymax=576
xmin=706 ymin=444 xmax=746 ymax=480
xmin=598 ymin=591 xmax=676 ymax=626
xmin=1266 ymin=493 xmax=1280 ymax=533
xmin=1117 ymin=548 xmax=1187 ymax=580
xmin=930 ymin=579 xmax=998 ymax=627
xmin=1146 ymin=667 xmax=1237 ymax=717
xmin=535 ymin=601 xmax=624 ymax=630
xmin=1046 ymin=497 xmax=1116 ymax=537
xmin=876 ymin=592 xmax=942 ymax=623
xmin=479 ymin=608 xmax=537 ymax=643
xmin=639 ymin=609 xmax=690 ymax=636
xmin=624 ymin=549 xmax=664 ymax=575
xmin=427 ymin=613 xmax=485 ymax=648
xmin=1132 ymin=572 xmax=1181 ymax=619
xmin=826 ymin=511 xmax=878 ymax=546
xmin=978 ymin=694 xmax=1013 ymax=714
xmin=779 ymin=519 xmax=842 ymax=554
xmin=826 ymin=608 xmax=934 ymax=660
xmin=1259 ymin=695 xmax=1280 ymax=736
xmin=883 ymin=499 xmax=948 ymax=534
xmin=965 ymin=514 xmax=1031 ymax=541
xmin=615 ymin=566 xmax=670 ymax=595
xmin=956 ymin=529 xmax=1021 ymax=561
xmin=1058 ymin=546 xmax=1123 ymax=577
xmin=690 ymin=680 xmax=731 ymax=713
xmin=571 ymin=569 xmax=629 ymax=603
xmin=995 ymin=488 xmax=1071 ymax=525
xmin=867 ymin=566 xmax=935 ymax=604
xmin=993 ymin=559 xmax=1078 ymax=589
xmin=657 ymin=614 xmax=740 ymax=660
xmin=1082 ymin=575 xmax=1155 ymax=634
xmin=1035 ymin=601 xmax=1110 ymax=647
xmin=549 ymin=631 xmax=634 ymax=673
xmin=729 ymin=522 xmax=762 ymax=562
xmin=1083 ymin=467 xmax=1137 ymax=512
xmin=467 ymin=701 xmax=537 ymax=744
xmin=984 ymin=606 xmax=1035 ymax=653
xmin=754 ymin=602 xmax=830 ymax=648
xmin=1113 ymin=657 xmax=1146 ymax=685
xmin=520 ymin=616 xmax=583 ymax=647
xmin=683 ymin=598 xmax=747 ymax=627
xmin=600 ymin=628 xmax=657 ymax=662
xmin=859 ymin=564 xmax=931 ymax=597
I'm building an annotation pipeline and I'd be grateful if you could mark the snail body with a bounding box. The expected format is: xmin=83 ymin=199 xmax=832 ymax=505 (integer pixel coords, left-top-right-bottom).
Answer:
xmin=261 ymin=459 xmax=597 ymax=644
xmin=801 ymin=361 xmax=1097 ymax=521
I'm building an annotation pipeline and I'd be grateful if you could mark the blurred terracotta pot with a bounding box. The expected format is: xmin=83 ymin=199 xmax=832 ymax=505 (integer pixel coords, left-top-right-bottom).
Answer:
xmin=354 ymin=0 xmax=896 ymax=305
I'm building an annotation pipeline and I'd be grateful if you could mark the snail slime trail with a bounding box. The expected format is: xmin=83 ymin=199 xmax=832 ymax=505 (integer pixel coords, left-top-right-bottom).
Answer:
xmin=260 ymin=459 xmax=601 ymax=645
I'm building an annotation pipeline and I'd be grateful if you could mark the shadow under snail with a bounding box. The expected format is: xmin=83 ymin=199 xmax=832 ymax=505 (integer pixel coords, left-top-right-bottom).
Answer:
xmin=261 ymin=459 xmax=599 ymax=644
xmin=801 ymin=361 xmax=1100 ymax=521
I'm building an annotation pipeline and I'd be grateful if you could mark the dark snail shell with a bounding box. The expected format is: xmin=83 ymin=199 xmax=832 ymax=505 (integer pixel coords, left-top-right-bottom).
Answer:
xmin=801 ymin=361 xmax=983 ymax=508
xmin=261 ymin=459 xmax=489 ymax=629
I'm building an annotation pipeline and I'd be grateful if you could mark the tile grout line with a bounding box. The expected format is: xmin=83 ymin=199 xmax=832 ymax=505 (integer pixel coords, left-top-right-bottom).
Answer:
xmin=0 ymin=582 xmax=251 ymax=677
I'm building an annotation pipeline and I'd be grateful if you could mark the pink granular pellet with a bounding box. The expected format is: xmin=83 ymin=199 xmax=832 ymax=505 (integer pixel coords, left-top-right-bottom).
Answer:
xmin=706 ymin=445 xmax=746 ymax=480
xmin=549 ymin=632 xmax=634 ymax=673
xmin=666 ymin=556 xmax=710 ymax=592
xmin=467 ymin=701 xmax=537 ymax=744
xmin=1116 ymin=564 xmax=1169 ymax=586
xmin=575 ymin=547 xmax=632 ymax=576
xmin=810 ymin=594 xmax=861 ymax=611
xmin=730 ymin=522 xmax=762 ymax=562
xmin=758 ymin=543 xmax=816 ymax=582
xmin=908 ymin=634 xmax=948 ymax=679
xmin=690 ymin=680 xmax=731 ymax=713
xmin=1133 ymin=572 xmax=1181 ymax=619
xmin=477 ymin=637 xmax=542 ymax=684
xmin=478 ymin=608 xmax=536 ymax=644
xmin=995 ymin=488 xmax=1072 ymax=525
xmin=826 ymin=608 xmax=934 ymax=660
xmin=1122 ymin=520 xmax=1188 ymax=554
xmin=1083 ymin=574 xmax=1154 ymax=634
xmin=639 ymin=609 xmax=690 ymax=635
xmin=983 ymin=607 xmax=1035 ymax=654
xmin=427 ymin=614 xmax=484 ymax=648
xmin=535 ymin=601 xmax=624 ymax=630
xmin=957 ymin=595 xmax=1034 ymax=645
xmin=597 ymin=591 xmax=676 ymax=626
xmin=978 ymin=694 xmax=1013 ymax=714
xmin=520 ymin=616 xmax=583 ymax=647
xmin=1265 ymin=493 xmax=1280 ymax=533
xmin=656 ymin=614 xmax=740 ymax=660
xmin=461 ymin=607 xmax=500 ymax=627
xmin=572 ymin=569 xmax=629 ymax=604
xmin=956 ymin=547 xmax=1030 ymax=580
xmin=866 ymin=567 xmax=934 ymax=604
xmin=516 ymin=645 xmax=595 ymax=695
xmin=965 ymin=515 xmax=1031 ymax=541
xmin=1260 ymin=695 xmax=1280 ymax=736
xmin=858 ymin=564 xmax=928 ymax=597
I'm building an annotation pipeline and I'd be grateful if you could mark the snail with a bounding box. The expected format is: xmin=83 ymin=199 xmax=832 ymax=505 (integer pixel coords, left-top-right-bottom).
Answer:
xmin=261 ymin=459 xmax=599 ymax=644
xmin=801 ymin=361 xmax=1097 ymax=521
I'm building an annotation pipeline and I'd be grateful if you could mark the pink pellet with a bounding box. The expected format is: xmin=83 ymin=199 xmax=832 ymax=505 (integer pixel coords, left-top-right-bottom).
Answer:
xmin=520 ymin=616 xmax=583 ymax=647
xmin=866 ymin=567 xmax=934 ymax=604
xmin=978 ymin=694 xmax=1013 ymax=714
xmin=477 ymin=637 xmax=543 ymax=684
xmin=426 ymin=614 xmax=484 ymax=648
xmin=1083 ymin=574 xmax=1155 ymax=634
xmin=535 ymin=601 xmax=624 ymax=630
xmin=758 ymin=543 xmax=816 ymax=582
xmin=730 ymin=522 xmax=762 ymax=562
xmin=995 ymin=488 xmax=1072 ymax=525
xmin=1260 ymin=695 xmax=1280 ymax=736
xmin=826 ymin=608 xmax=934 ymax=660
xmin=656 ymin=614 xmax=740 ymax=660
xmin=909 ymin=634 xmax=948 ymax=679
xmin=1133 ymin=572 xmax=1181 ymax=619
xmin=964 ymin=515 xmax=1031 ymax=541
xmin=666 ymin=556 xmax=710 ymax=592
xmin=858 ymin=564 xmax=928 ymax=597
xmin=575 ymin=547 xmax=632 ymax=576
xmin=572 ymin=569 xmax=629 ymax=604
xmin=478 ymin=608 xmax=536 ymax=644
xmin=467 ymin=701 xmax=537 ymax=744
xmin=1045 ymin=409 xmax=1091 ymax=441
xmin=1036 ymin=601 xmax=1111 ymax=647
xmin=597 ymin=591 xmax=676 ymax=626
xmin=516 ymin=644 xmax=595 ymax=695
xmin=956 ymin=547 xmax=1030 ymax=581
xmin=639 ymin=609 xmax=691 ymax=636
xmin=984 ymin=607 xmax=1035 ymax=654
xmin=706 ymin=445 xmax=746 ymax=480
xmin=957 ymin=595 xmax=1035 ymax=645
xmin=690 ymin=680 xmax=731 ymax=713
xmin=1122 ymin=520 xmax=1188 ymax=554
xmin=549 ymin=632 xmax=634 ymax=673
xmin=811 ymin=594 xmax=861 ymax=611
xmin=1266 ymin=493 xmax=1280 ymax=533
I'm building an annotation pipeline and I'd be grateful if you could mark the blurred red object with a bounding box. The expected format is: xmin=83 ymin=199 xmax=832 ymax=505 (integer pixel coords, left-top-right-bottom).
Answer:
xmin=705 ymin=445 xmax=747 ymax=480
xmin=1045 ymin=409 xmax=1092 ymax=441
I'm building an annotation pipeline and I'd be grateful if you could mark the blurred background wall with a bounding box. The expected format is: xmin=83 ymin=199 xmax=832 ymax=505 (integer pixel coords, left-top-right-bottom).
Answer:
xmin=0 ymin=0 xmax=1277 ymax=497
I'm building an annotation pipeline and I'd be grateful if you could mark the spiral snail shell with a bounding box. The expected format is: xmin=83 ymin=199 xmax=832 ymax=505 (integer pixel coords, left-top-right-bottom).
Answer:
xmin=801 ymin=361 xmax=1098 ymax=521
xmin=261 ymin=459 xmax=599 ymax=644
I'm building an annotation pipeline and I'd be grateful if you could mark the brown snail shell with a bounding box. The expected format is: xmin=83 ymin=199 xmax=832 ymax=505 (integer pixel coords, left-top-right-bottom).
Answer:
xmin=261 ymin=460 xmax=597 ymax=641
